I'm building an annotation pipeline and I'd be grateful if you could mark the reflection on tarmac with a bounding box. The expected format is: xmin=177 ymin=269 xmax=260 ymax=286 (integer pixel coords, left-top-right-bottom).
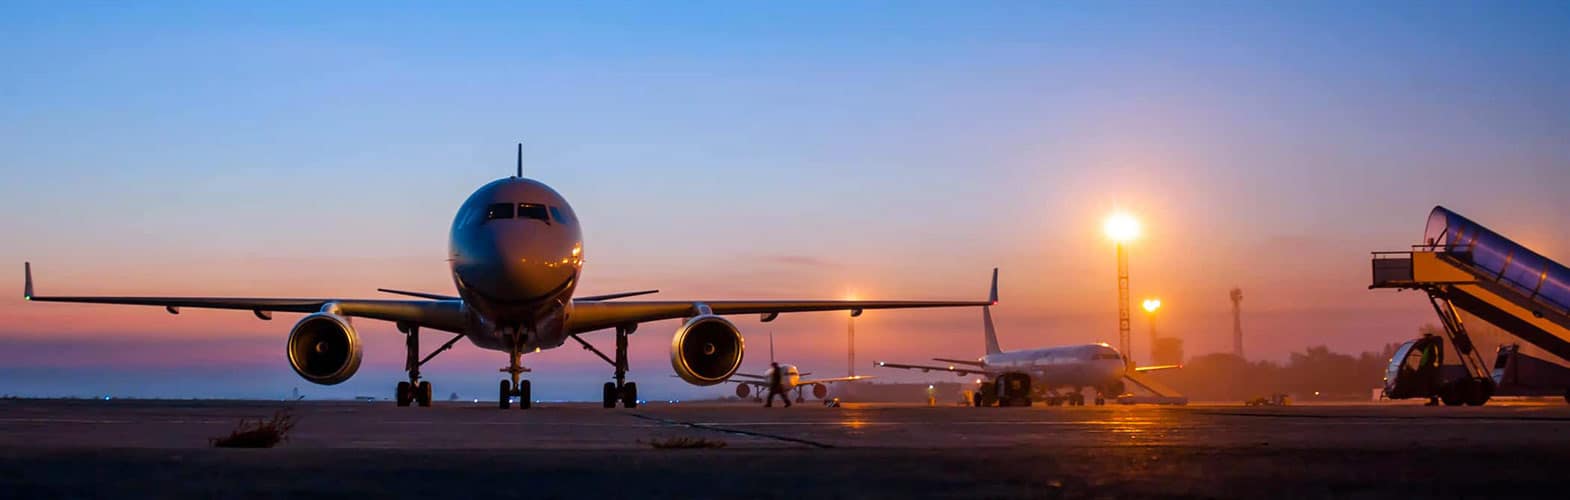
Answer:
xmin=7 ymin=399 xmax=1570 ymax=497
xmin=3 ymin=399 xmax=1570 ymax=450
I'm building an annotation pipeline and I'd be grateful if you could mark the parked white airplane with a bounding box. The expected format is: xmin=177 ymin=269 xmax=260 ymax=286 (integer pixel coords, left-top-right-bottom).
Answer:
xmin=728 ymin=333 xmax=871 ymax=402
xmin=22 ymin=145 xmax=995 ymax=410
xmin=877 ymin=306 xmax=1175 ymax=406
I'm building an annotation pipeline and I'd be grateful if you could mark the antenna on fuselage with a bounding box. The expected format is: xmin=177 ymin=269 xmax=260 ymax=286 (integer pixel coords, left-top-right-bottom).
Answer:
xmin=515 ymin=142 xmax=523 ymax=178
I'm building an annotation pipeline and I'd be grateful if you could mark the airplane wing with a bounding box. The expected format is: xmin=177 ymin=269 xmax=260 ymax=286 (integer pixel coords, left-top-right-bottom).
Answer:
xmin=1134 ymin=364 xmax=1182 ymax=372
xmin=931 ymin=357 xmax=985 ymax=367
xmin=796 ymin=375 xmax=874 ymax=385
xmin=566 ymin=268 xmax=998 ymax=334
xmin=875 ymin=361 xmax=995 ymax=377
xmin=22 ymin=263 xmax=469 ymax=333
xmin=731 ymin=372 xmax=768 ymax=380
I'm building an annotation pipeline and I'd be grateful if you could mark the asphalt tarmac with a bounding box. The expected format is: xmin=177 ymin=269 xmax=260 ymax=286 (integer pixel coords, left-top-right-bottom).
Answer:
xmin=4 ymin=398 xmax=1570 ymax=498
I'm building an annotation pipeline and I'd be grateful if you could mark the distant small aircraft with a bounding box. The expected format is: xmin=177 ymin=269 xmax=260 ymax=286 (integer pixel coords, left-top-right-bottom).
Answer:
xmin=877 ymin=306 xmax=1177 ymax=407
xmin=727 ymin=333 xmax=871 ymax=403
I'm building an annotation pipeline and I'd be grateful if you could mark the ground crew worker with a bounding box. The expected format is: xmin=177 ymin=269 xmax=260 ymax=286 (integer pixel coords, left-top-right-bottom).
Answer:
xmin=1418 ymin=336 xmax=1440 ymax=406
xmin=765 ymin=362 xmax=791 ymax=408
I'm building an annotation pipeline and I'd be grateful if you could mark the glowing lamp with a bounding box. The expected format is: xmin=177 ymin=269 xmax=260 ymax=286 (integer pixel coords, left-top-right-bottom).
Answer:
xmin=1142 ymin=298 xmax=1161 ymax=313
xmin=1104 ymin=212 xmax=1141 ymax=243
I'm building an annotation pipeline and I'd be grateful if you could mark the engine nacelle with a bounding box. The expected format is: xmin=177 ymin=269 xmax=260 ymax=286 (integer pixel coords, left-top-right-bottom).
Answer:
xmin=286 ymin=313 xmax=363 ymax=385
xmin=670 ymin=315 xmax=745 ymax=386
xmin=812 ymin=383 xmax=828 ymax=400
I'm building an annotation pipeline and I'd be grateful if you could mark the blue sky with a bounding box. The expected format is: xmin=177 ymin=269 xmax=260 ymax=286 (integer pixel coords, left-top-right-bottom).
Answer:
xmin=2 ymin=2 xmax=1568 ymax=399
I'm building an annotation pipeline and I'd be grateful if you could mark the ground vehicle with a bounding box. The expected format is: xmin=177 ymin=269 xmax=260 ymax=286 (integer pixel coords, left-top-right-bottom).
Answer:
xmin=1383 ymin=335 xmax=1493 ymax=406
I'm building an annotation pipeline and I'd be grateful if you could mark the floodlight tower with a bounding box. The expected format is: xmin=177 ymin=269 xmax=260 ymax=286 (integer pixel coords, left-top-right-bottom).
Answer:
xmin=847 ymin=313 xmax=856 ymax=378
xmin=1142 ymin=298 xmax=1162 ymax=363
xmin=1104 ymin=213 xmax=1141 ymax=369
xmin=1230 ymin=287 xmax=1244 ymax=359
xmin=845 ymin=290 xmax=859 ymax=379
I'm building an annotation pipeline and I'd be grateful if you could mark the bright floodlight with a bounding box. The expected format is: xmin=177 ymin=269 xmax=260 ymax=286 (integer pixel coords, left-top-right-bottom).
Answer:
xmin=1104 ymin=212 xmax=1141 ymax=243
xmin=1142 ymin=298 xmax=1162 ymax=313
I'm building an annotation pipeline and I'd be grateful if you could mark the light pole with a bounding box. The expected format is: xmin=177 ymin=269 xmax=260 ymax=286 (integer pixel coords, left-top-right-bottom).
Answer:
xmin=1142 ymin=298 xmax=1161 ymax=365
xmin=1104 ymin=212 xmax=1140 ymax=369
xmin=845 ymin=290 xmax=859 ymax=379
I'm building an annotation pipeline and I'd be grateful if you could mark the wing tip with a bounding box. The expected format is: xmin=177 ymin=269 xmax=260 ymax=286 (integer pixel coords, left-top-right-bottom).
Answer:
xmin=23 ymin=262 xmax=33 ymax=300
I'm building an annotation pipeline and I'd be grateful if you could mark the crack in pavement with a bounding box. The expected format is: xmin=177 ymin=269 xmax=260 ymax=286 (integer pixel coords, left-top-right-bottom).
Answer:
xmin=626 ymin=413 xmax=835 ymax=449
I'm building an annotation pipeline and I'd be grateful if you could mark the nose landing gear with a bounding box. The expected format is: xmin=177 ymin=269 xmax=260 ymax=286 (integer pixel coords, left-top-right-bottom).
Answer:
xmin=499 ymin=348 xmax=532 ymax=409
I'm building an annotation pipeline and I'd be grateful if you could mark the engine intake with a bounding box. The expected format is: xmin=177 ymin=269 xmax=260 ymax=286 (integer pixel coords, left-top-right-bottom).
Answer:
xmin=670 ymin=315 xmax=745 ymax=386
xmin=286 ymin=313 xmax=363 ymax=385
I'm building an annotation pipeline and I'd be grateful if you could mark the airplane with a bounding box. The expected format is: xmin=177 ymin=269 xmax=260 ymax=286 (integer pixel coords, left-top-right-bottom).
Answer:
xmin=875 ymin=306 xmax=1176 ymax=407
xmin=20 ymin=145 xmax=996 ymax=410
xmin=727 ymin=333 xmax=872 ymax=403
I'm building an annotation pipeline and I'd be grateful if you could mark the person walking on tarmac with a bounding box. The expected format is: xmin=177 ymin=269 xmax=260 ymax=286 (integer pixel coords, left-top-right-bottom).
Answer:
xmin=764 ymin=362 xmax=792 ymax=408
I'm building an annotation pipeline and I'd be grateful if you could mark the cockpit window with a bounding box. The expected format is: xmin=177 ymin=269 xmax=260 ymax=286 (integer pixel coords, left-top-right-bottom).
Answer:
xmin=485 ymin=203 xmax=515 ymax=221
xmin=549 ymin=206 xmax=573 ymax=225
xmin=518 ymin=203 xmax=550 ymax=223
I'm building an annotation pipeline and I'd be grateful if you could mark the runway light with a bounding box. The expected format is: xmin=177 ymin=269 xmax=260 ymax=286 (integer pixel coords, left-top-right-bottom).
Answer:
xmin=1103 ymin=212 xmax=1141 ymax=243
xmin=1142 ymin=298 xmax=1161 ymax=313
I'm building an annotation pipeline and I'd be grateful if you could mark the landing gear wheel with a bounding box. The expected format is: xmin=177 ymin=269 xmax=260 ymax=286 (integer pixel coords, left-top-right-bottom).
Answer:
xmin=517 ymin=380 xmax=531 ymax=409
xmin=396 ymin=381 xmax=413 ymax=407
xmin=602 ymin=382 xmax=617 ymax=408
xmin=1095 ymin=397 xmax=1106 ymax=406
xmin=416 ymin=381 xmax=433 ymax=407
xmin=621 ymin=382 xmax=638 ymax=408
xmin=498 ymin=380 xmax=512 ymax=409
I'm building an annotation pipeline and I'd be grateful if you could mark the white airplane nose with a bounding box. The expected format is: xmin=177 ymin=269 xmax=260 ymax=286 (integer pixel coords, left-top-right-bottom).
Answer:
xmin=457 ymin=227 xmax=580 ymax=303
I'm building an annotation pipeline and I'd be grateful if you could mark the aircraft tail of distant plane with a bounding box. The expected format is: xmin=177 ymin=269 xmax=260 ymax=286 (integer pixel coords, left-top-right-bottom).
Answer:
xmin=23 ymin=262 xmax=33 ymax=300
xmin=983 ymin=305 xmax=1002 ymax=355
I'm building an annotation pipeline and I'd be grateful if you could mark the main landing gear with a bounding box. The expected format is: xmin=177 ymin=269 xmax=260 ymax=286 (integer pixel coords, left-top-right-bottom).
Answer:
xmin=572 ymin=325 xmax=639 ymax=408
xmin=396 ymin=324 xmax=464 ymax=408
xmin=499 ymin=348 xmax=532 ymax=410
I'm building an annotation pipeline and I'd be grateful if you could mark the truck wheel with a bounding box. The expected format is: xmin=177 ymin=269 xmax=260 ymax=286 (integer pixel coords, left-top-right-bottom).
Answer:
xmin=1465 ymin=378 xmax=1491 ymax=406
xmin=1439 ymin=384 xmax=1464 ymax=407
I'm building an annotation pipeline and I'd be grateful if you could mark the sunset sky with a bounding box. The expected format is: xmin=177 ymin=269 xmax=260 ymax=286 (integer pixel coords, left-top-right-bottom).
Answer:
xmin=2 ymin=2 xmax=1568 ymax=400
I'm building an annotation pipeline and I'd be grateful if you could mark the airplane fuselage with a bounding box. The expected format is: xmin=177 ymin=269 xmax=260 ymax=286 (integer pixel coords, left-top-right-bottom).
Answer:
xmin=982 ymin=343 xmax=1126 ymax=393
xmin=448 ymin=177 xmax=584 ymax=352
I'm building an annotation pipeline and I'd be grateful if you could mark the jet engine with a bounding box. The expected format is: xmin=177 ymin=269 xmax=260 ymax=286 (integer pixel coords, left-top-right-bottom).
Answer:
xmin=286 ymin=313 xmax=363 ymax=385
xmin=670 ymin=315 xmax=745 ymax=386
xmin=812 ymin=383 xmax=828 ymax=400
xmin=736 ymin=384 xmax=752 ymax=398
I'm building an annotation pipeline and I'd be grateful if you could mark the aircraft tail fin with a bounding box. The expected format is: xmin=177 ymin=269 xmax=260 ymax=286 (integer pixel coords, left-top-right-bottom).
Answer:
xmin=983 ymin=306 xmax=1002 ymax=355
xmin=988 ymin=267 xmax=999 ymax=304
xmin=23 ymin=262 xmax=33 ymax=300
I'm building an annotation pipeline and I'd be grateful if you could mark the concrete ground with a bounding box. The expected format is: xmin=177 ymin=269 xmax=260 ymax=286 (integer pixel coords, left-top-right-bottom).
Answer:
xmin=3 ymin=398 xmax=1570 ymax=498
